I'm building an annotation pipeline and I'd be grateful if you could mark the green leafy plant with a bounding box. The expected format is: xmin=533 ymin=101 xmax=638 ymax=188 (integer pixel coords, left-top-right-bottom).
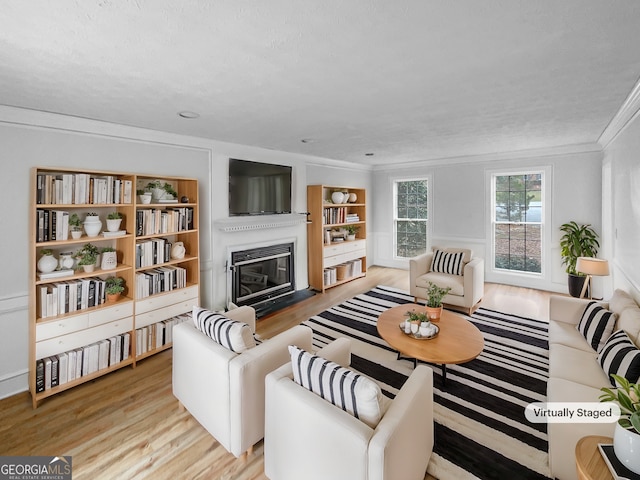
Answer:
xmin=425 ymin=282 xmax=451 ymax=308
xmin=406 ymin=310 xmax=429 ymax=323
xmin=85 ymin=212 xmax=99 ymax=217
xmin=146 ymin=180 xmax=177 ymax=198
xmin=105 ymin=276 xmax=125 ymax=295
xmin=40 ymin=249 xmax=53 ymax=256
xmin=600 ymin=375 xmax=640 ymax=434
xmin=69 ymin=213 xmax=82 ymax=229
xmin=77 ymin=251 xmax=97 ymax=266
xmin=107 ymin=211 xmax=122 ymax=220
xmin=559 ymin=222 xmax=600 ymax=275
xmin=101 ymin=246 xmax=116 ymax=253
xmin=345 ymin=225 xmax=360 ymax=235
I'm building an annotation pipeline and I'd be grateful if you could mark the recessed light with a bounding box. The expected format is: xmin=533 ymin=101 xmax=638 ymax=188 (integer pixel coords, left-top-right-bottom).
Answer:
xmin=365 ymin=153 xmax=375 ymax=156
xmin=178 ymin=111 xmax=200 ymax=119
xmin=300 ymin=138 xmax=316 ymax=144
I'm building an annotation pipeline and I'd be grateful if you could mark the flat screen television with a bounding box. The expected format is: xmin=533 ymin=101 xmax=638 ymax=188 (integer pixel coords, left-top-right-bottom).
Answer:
xmin=229 ymin=158 xmax=292 ymax=216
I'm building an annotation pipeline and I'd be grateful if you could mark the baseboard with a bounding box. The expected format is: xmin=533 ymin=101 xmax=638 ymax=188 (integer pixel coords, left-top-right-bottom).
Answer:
xmin=0 ymin=369 xmax=28 ymax=400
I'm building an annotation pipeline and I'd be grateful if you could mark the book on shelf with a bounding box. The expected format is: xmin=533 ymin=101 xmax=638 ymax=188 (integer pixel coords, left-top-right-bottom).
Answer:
xmin=38 ymin=269 xmax=74 ymax=280
xmin=101 ymin=230 xmax=126 ymax=237
xmin=598 ymin=444 xmax=640 ymax=480
xmin=158 ymin=198 xmax=179 ymax=203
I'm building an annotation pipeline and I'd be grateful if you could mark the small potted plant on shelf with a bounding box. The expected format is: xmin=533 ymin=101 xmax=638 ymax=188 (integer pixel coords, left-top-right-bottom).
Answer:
xmin=345 ymin=225 xmax=360 ymax=241
xmin=560 ymin=221 xmax=600 ymax=297
xmin=106 ymin=211 xmax=123 ymax=232
xmin=146 ymin=180 xmax=178 ymax=201
xmin=600 ymin=375 xmax=640 ymax=474
xmin=105 ymin=276 xmax=125 ymax=303
xmin=37 ymin=249 xmax=58 ymax=273
xmin=77 ymin=250 xmax=97 ymax=273
xmin=137 ymin=189 xmax=152 ymax=204
xmin=100 ymin=246 xmax=117 ymax=270
xmin=424 ymin=282 xmax=452 ymax=322
xmin=69 ymin=213 xmax=83 ymax=239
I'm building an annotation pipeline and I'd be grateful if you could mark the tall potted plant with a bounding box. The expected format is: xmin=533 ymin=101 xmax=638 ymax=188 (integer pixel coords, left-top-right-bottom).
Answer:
xmin=559 ymin=221 xmax=600 ymax=297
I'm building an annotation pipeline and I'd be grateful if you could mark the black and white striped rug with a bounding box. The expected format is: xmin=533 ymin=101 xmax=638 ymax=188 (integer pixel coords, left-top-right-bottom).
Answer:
xmin=301 ymin=285 xmax=550 ymax=480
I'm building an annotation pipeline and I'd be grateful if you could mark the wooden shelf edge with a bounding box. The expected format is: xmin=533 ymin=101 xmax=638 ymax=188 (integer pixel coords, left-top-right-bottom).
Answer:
xmin=135 ymin=343 xmax=172 ymax=361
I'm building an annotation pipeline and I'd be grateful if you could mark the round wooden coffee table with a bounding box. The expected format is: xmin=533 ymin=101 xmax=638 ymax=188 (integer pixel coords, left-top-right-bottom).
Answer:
xmin=376 ymin=304 xmax=484 ymax=384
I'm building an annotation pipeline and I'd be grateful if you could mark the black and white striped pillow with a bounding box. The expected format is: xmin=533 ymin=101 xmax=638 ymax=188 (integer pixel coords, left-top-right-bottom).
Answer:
xmin=597 ymin=330 xmax=640 ymax=386
xmin=576 ymin=302 xmax=617 ymax=352
xmin=288 ymin=345 xmax=382 ymax=428
xmin=430 ymin=249 xmax=465 ymax=276
xmin=193 ymin=306 xmax=255 ymax=353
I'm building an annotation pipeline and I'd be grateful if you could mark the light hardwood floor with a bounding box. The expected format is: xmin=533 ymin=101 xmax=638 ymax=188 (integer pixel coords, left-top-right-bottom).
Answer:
xmin=0 ymin=266 xmax=553 ymax=480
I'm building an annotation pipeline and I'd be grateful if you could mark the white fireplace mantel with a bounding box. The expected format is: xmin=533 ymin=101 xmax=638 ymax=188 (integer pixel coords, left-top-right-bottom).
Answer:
xmin=214 ymin=213 xmax=308 ymax=233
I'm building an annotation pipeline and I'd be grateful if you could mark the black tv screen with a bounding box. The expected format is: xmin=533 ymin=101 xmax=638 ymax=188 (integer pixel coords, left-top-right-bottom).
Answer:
xmin=229 ymin=158 xmax=292 ymax=216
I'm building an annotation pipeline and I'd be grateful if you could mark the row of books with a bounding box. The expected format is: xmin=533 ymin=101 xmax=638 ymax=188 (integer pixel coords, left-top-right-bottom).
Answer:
xmin=323 ymin=259 xmax=363 ymax=286
xmin=322 ymin=207 xmax=358 ymax=225
xmin=136 ymin=207 xmax=194 ymax=236
xmin=35 ymin=209 xmax=70 ymax=242
xmin=136 ymin=266 xmax=187 ymax=299
xmin=35 ymin=332 xmax=131 ymax=392
xmin=136 ymin=314 xmax=189 ymax=356
xmin=36 ymin=173 xmax=132 ymax=205
xmin=136 ymin=238 xmax=175 ymax=268
xmin=38 ymin=278 xmax=111 ymax=319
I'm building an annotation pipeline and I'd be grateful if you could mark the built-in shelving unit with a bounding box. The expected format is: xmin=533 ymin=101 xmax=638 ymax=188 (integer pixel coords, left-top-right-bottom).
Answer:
xmin=307 ymin=185 xmax=367 ymax=292
xmin=29 ymin=168 xmax=199 ymax=407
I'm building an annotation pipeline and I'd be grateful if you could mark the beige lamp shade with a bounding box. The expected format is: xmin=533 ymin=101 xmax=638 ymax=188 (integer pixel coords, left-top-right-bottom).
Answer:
xmin=576 ymin=257 xmax=610 ymax=276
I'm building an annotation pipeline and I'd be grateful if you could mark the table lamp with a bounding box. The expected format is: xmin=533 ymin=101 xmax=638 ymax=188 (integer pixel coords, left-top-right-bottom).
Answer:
xmin=576 ymin=257 xmax=610 ymax=300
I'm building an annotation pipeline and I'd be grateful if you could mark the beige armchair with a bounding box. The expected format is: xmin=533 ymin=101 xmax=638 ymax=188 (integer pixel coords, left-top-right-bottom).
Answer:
xmin=410 ymin=246 xmax=484 ymax=314
xmin=264 ymin=337 xmax=434 ymax=480
xmin=172 ymin=305 xmax=313 ymax=458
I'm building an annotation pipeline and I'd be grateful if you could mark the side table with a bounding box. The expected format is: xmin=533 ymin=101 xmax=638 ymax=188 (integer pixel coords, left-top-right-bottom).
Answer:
xmin=575 ymin=435 xmax=614 ymax=480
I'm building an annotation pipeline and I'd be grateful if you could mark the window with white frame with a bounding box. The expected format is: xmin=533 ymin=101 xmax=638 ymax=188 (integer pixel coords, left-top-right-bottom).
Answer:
xmin=492 ymin=172 xmax=543 ymax=273
xmin=394 ymin=179 xmax=428 ymax=258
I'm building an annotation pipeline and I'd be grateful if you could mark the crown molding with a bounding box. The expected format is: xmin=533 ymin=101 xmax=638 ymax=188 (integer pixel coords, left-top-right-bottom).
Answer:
xmin=598 ymin=77 xmax=640 ymax=148
xmin=371 ymin=142 xmax=602 ymax=171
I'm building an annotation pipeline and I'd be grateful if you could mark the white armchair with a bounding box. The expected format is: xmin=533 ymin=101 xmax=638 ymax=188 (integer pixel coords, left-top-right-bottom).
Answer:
xmin=172 ymin=305 xmax=313 ymax=458
xmin=410 ymin=246 xmax=484 ymax=314
xmin=264 ymin=337 xmax=434 ymax=480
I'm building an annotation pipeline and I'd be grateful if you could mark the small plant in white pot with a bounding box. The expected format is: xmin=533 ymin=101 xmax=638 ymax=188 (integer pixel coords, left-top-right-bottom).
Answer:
xmin=137 ymin=189 xmax=152 ymax=204
xmin=77 ymin=250 xmax=97 ymax=272
xmin=345 ymin=224 xmax=360 ymax=241
xmin=106 ymin=211 xmax=123 ymax=232
xmin=424 ymin=282 xmax=451 ymax=322
xmin=600 ymin=375 xmax=640 ymax=474
xmin=69 ymin=213 xmax=83 ymax=239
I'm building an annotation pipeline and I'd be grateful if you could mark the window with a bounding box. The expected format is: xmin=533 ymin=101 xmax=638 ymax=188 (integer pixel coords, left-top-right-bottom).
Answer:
xmin=492 ymin=172 xmax=543 ymax=273
xmin=394 ymin=179 xmax=428 ymax=258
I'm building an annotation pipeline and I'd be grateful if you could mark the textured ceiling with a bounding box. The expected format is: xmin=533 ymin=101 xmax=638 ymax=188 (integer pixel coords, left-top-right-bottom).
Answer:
xmin=2 ymin=1 xmax=640 ymax=165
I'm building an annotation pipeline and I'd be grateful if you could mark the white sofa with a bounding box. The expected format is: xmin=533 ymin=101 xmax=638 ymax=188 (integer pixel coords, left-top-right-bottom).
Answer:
xmin=172 ymin=305 xmax=313 ymax=458
xmin=409 ymin=246 xmax=484 ymax=314
xmin=264 ymin=337 xmax=434 ymax=480
xmin=547 ymin=289 xmax=640 ymax=480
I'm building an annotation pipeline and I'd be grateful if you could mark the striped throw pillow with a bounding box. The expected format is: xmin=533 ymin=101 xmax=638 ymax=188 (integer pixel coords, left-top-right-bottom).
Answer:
xmin=288 ymin=345 xmax=383 ymax=428
xmin=576 ymin=302 xmax=617 ymax=352
xmin=597 ymin=330 xmax=640 ymax=386
xmin=430 ymin=249 xmax=465 ymax=276
xmin=193 ymin=306 xmax=255 ymax=353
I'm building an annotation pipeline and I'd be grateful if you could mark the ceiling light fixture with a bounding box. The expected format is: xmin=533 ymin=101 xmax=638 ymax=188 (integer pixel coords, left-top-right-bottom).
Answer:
xmin=365 ymin=153 xmax=375 ymax=156
xmin=300 ymin=138 xmax=316 ymax=144
xmin=178 ymin=111 xmax=200 ymax=119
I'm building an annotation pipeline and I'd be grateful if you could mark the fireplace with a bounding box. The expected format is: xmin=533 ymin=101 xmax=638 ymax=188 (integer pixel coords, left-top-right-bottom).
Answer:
xmin=229 ymin=242 xmax=295 ymax=308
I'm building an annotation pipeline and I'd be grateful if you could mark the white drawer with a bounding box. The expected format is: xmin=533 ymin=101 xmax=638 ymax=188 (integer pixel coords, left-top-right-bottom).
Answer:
xmin=342 ymin=239 xmax=366 ymax=252
xmin=36 ymin=314 xmax=89 ymax=342
xmin=135 ymin=285 xmax=199 ymax=314
xmin=323 ymin=244 xmax=345 ymax=258
xmin=135 ymin=299 xmax=194 ymax=329
xmin=88 ymin=301 xmax=134 ymax=327
xmin=324 ymin=249 xmax=366 ymax=268
xmin=36 ymin=317 xmax=133 ymax=359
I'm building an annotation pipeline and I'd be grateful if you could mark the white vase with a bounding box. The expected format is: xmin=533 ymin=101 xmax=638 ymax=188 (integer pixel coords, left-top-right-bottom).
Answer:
xmin=410 ymin=322 xmax=419 ymax=334
xmin=139 ymin=193 xmax=152 ymax=204
xmin=37 ymin=254 xmax=58 ymax=273
xmin=171 ymin=241 xmax=186 ymax=260
xmin=614 ymin=423 xmax=640 ymax=474
xmin=70 ymin=229 xmax=82 ymax=239
xmin=331 ymin=192 xmax=344 ymax=204
xmin=101 ymin=251 xmax=117 ymax=270
xmin=348 ymin=193 xmax=357 ymax=203
xmin=419 ymin=323 xmax=431 ymax=337
xmin=106 ymin=218 xmax=122 ymax=232
xmin=84 ymin=217 xmax=102 ymax=237
xmin=58 ymin=252 xmax=75 ymax=270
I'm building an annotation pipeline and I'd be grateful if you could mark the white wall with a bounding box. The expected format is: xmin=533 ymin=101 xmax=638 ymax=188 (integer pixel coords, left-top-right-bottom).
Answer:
xmin=602 ymin=110 xmax=640 ymax=303
xmin=371 ymin=150 xmax=604 ymax=294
